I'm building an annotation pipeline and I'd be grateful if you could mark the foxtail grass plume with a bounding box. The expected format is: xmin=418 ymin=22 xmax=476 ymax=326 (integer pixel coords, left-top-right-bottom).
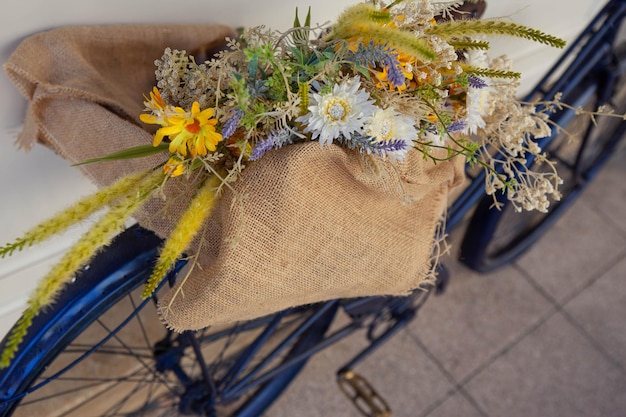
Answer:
xmin=0 ymin=169 xmax=154 ymax=259
xmin=142 ymin=174 xmax=222 ymax=298
xmin=0 ymin=169 xmax=164 ymax=368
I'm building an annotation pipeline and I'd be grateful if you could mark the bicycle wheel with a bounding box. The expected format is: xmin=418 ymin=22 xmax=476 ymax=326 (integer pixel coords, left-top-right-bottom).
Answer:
xmin=0 ymin=225 xmax=337 ymax=417
xmin=460 ymin=46 xmax=626 ymax=273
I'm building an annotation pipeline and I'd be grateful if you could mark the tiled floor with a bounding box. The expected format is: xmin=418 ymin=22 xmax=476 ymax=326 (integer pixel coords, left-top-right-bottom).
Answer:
xmin=266 ymin=145 xmax=626 ymax=416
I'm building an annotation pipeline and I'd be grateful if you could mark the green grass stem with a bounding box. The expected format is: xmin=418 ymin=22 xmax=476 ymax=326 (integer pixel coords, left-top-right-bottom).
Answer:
xmin=426 ymin=20 xmax=566 ymax=49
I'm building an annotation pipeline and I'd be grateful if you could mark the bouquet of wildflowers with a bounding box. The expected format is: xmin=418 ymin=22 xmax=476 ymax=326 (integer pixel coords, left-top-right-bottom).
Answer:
xmin=0 ymin=0 xmax=568 ymax=366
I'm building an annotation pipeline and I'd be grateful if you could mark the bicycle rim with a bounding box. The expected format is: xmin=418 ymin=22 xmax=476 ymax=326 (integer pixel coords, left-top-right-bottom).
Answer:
xmin=0 ymin=225 xmax=336 ymax=417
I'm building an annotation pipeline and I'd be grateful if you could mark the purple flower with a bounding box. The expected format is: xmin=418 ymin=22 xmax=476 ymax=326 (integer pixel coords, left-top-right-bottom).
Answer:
xmin=447 ymin=121 xmax=467 ymax=133
xmin=369 ymin=138 xmax=410 ymax=156
xmin=221 ymin=109 xmax=244 ymax=140
xmin=383 ymin=56 xmax=406 ymax=89
xmin=348 ymin=135 xmax=411 ymax=162
xmin=468 ymin=75 xmax=488 ymax=89
xmin=250 ymin=129 xmax=292 ymax=161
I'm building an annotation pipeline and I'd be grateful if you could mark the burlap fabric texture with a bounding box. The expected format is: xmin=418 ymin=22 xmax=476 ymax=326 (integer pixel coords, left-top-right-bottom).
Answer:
xmin=6 ymin=25 xmax=465 ymax=332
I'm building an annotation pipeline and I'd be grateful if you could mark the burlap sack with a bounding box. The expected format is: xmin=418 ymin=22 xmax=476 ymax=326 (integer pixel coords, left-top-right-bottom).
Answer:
xmin=6 ymin=25 xmax=465 ymax=332
xmin=5 ymin=24 xmax=236 ymax=179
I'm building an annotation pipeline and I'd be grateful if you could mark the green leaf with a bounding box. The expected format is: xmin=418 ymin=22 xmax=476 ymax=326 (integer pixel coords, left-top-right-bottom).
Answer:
xmin=322 ymin=50 xmax=335 ymax=60
xmin=292 ymin=7 xmax=312 ymax=49
xmin=189 ymin=158 xmax=204 ymax=172
xmin=293 ymin=6 xmax=311 ymax=28
xmin=294 ymin=7 xmax=302 ymax=28
xmin=248 ymin=54 xmax=259 ymax=80
xmin=290 ymin=46 xmax=305 ymax=65
xmin=74 ymin=143 xmax=169 ymax=166
xmin=355 ymin=65 xmax=372 ymax=80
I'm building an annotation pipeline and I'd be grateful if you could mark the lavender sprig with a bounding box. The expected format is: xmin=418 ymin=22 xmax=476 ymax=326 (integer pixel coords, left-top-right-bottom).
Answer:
xmin=447 ymin=120 xmax=467 ymax=133
xmin=250 ymin=129 xmax=293 ymax=161
xmin=468 ymin=75 xmax=488 ymax=89
xmin=347 ymin=135 xmax=411 ymax=160
xmin=346 ymin=42 xmax=405 ymax=88
xmin=383 ymin=56 xmax=405 ymax=88
xmin=347 ymin=41 xmax=390 ymax=66
xmin=221 ymin=109 xmax=244 ymax=140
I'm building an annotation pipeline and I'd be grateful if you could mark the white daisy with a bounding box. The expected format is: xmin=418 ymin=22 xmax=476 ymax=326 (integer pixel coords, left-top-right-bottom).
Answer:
xmin=365 ymin=107 xmax=417 ymax=142
xmin=465 ymin=87 xmax=488 ymax=135
xmin=297 ymin=77 xmax=376 ymax=146
xmin=364 ymin=107 xmax=417 ymax=162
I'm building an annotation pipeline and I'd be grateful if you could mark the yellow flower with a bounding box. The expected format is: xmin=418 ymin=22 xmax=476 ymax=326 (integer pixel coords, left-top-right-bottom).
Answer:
xmin=146 ymin=102 xmax=223 ymax=158
xmin=164 ymin=156 xmax=185 ymax=177
xmin=145 ymin=87 xmax=166 ymax=112
xmin=139 ymin=87 xmax=168 ymax=125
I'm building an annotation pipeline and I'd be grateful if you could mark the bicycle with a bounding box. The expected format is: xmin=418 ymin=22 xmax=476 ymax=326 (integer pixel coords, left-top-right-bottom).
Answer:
xmin=0 ymin=1 xmax=624 ymax=416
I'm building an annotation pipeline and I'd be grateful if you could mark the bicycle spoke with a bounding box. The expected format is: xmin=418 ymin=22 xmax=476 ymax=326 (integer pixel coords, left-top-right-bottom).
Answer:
xmin=228 ymin=305 xmax=333 ymax=394
xmin=128 ymin=295 xmax=154 ymax=352
xmin=0 ymin=226 xmax=336 ymax=417
xmin=219 ymin=312 xmax=286 ymax=391
xmin=97 ymin=372 xmax=161 ymax=417
xmin=24 ymin=366 xmax=152 ymax=405
xmin=94 ymin=314 xmax=179 ymax=397
xmin=62 ymin=346 xmax=153 ymax=359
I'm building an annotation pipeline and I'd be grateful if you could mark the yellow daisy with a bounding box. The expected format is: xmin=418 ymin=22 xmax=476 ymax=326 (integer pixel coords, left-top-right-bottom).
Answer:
xmin=146 ymin=102 xmax=223 ymax=158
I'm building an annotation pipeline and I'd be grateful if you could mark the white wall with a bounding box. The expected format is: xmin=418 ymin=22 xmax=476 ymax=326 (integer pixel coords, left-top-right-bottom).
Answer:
xmin=0 ymin=0 xmax=606 ymax=337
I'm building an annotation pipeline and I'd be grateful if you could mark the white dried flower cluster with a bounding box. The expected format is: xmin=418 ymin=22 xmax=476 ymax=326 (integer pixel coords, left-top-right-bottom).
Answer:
xmin=510 ymin=172 xmax=561 ymax=212
xmin=431 ymin=1 xmax=467 ymax=19
xmin=154 ymin=48 xmax=217 ymax=109
xmin=425 ymin=36 xmax=463 ymax=82
xmin=474 ymin=57 xmax=562 ymax=212
xmin=154 ymin=47 xmax=191 ymax=105
xmin=388 ymin=0 xmax=435 ymax=27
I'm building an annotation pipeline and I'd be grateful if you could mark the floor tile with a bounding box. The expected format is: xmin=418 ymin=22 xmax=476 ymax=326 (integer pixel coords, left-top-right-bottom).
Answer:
xmin=354 ymin=330 xmax=456 ymax=417
xmin=465 ymin=313 xmax=626 ymax=417
xmin=266 ymin=320 xmax=454 ymax=417
xmin=422 ymin=391 xmax=485 ymax=417
xmin=514 ymin=195 xmax=626 ymax=303
xmin=263 ymin=315 xmax=364 ymax=417
xmin=564 ymin=255 xmax=626 ymax=370
xmin=579 ymin=150 xmax=626 ymax=235
xmin=406 ymin=257 xmax=552 ymax=382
